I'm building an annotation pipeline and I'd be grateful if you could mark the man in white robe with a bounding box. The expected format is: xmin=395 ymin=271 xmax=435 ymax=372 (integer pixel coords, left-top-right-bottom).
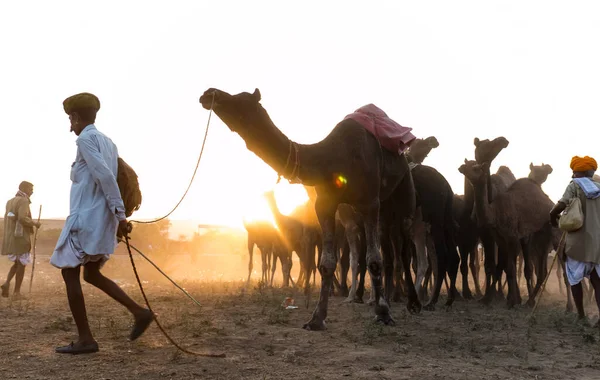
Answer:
xmin=51 ymin=92 xmax=153 ymax=355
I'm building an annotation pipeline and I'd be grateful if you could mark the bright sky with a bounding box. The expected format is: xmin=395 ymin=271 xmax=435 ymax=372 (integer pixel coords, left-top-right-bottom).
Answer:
xmin=1 ymin=1 xmax=599 ymax=227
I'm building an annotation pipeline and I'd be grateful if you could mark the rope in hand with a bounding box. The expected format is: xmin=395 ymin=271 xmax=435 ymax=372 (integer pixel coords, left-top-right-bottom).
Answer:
xmin=123 ymin=234 xmax=226 ymax=358
xmin=28 ymin=204 xmax=42 ymax=294
xmin=131 ymin=92 xmax=215 ymax=224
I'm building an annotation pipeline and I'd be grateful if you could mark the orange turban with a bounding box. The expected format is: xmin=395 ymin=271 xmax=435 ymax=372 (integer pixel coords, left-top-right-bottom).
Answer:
xmin=570 ymin=156 xmax=598 ymax=172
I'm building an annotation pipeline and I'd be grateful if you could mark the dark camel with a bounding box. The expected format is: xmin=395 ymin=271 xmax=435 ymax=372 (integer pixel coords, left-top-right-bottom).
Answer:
xmin=472 ymin=137 xmax=515 ymax=303
xmin=459 ymin=160 xmax=554 ymax=308
xmin=200 ymin=88 xmax=419 ymax=330
xmin=405 ymin=137 xmax=460 ymax=309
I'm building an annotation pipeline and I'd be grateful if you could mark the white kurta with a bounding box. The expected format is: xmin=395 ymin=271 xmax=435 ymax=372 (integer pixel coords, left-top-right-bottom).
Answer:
xmin=50 ymin=125 xmax=126 ymax=269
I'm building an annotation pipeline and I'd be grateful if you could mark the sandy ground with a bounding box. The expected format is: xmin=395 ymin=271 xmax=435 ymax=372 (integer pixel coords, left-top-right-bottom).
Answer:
xmin=1 ymin=247 xmax=600 ymax=380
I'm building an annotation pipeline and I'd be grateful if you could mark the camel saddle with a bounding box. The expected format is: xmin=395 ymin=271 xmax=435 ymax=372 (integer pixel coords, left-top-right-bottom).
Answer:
xmin=344 ymin=104 xmax=416 ymax=155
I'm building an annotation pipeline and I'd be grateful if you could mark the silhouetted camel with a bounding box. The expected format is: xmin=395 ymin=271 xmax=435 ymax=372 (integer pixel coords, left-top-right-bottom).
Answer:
xmin=200 ymin=88 xmax=418 ymax=330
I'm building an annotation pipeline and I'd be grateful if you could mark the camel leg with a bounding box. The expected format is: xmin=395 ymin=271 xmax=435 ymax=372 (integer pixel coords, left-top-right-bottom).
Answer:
xmin=394 ymin=244 xmax=406 ymax=302
xmin=444 ymin=230 xmax=460 ymax=308
xmin=303 ymin=199 xmax=338 ymax=331
xmin=340 ymin=241 xmax=350 ymax=297
xmin=459 ymin=241 xmax=473 ymax=300
xmin=502 ymin=238 xmax=520 ymax=309
xmin=247 ymin=240 xmax=254 ymax=284
xmin=413 ymin=214 xmax=428 ymax=303
xmin=270 ymin=252 xmax=277 ymax=287
xmin=424 ymin=226 xmax=448 ymax=311
xmin=423 ymin=260 xmax=432 ymax=302
xmin=517 ymin=250 xmax=524 ymax=287
xmin=380 ymin=223 xmax=395 ymax=305
xmin=479 ymin=229 xmax=496 ymax=304
xmin=356 ymin=226 xmax=368 ymax=303
xmin=343 ymin=226 xmax=363 ymax=303
xmin=315 ymin=242 xmax=322 ymax=287
xmin=367 ymin=199 xmax=396 ymax=324
xmin=261 ymin=249 xmax=268 ymax=284
xmin=471 ymin=246 xmax=483 ymax=297
xmin=496 ymin=244 xmax=510 ymax=302
xmin=520 ymin=239 xmax=534 ymax=304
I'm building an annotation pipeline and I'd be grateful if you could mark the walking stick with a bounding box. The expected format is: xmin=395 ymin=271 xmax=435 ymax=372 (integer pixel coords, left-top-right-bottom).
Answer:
xmin=529 ymin=231 xmax=567 ymax=318
xmin=28 ymin=205 xmax=42 ymax=294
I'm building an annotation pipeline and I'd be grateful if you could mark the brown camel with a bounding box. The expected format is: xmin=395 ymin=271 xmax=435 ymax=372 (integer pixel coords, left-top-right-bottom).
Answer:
xmin=264 ymin=191 xmax=315 ymax=290
xmin=243 ymin=220 xmax=292 ymax=286
xmin=200 ymin=88 xmax=418 ymax=330
xmin=459 ymin=160 xmax=554 ymax=308
xmin=528 ymin=163 xmax=553 ymax=185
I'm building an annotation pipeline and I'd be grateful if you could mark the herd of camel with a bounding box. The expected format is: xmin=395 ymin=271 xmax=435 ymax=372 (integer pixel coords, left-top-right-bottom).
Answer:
xmin=199 ymin=87 xmax=587 ymax=330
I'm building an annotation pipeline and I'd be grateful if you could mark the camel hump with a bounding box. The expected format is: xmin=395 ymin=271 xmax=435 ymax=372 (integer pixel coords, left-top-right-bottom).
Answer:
xmin=344 ymin=104 xmax=416 ymax=154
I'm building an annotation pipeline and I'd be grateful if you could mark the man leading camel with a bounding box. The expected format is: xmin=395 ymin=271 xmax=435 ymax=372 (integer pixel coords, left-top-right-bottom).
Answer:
xmin=1 ymin=181 xmax=41 ymax=300
xmin=550 ymin=156 xmax=600 ymax=322
xmin=50 ymin=92 xmax=153 ymax=354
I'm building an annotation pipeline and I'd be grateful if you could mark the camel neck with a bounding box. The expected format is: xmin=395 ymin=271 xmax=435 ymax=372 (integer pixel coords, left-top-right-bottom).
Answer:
xmin=462 ymin=177 xmax=475 ymax=220
xmin=238 ymin=114 xmax=324 ymax=185
xmin=472 ymin=179 xmax=495 ymax=228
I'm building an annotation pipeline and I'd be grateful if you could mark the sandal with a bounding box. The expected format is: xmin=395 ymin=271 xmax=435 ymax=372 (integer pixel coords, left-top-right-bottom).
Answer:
xmin=55 ymin=341 xmax=99 ymax=355
xmin=129 ymin=309 xmax=155 ymax=341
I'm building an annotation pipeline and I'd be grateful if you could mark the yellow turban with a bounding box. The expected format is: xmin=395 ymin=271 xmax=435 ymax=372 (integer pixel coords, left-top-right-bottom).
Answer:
xmin=570 ymin=156 xmax=598 ymax=172
xmin=63 ymin=92 xmax=100 ymax=114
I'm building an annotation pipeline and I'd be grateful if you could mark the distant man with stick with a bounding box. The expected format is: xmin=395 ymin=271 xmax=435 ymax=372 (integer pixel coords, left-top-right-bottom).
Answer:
xmin=51 ymin=92 xmax=153 ymax=354
xmin=1 ymin=181 xmax=41 ymax=300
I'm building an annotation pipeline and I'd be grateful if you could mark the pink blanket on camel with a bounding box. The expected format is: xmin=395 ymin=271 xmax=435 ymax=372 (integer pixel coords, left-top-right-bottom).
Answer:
xmin=344 ymin=104 xmax=415 ymax=154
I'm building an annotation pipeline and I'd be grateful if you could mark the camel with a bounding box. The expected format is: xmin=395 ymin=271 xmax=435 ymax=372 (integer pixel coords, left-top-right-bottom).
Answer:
xmin=405 ymin=137 xmax=460 ymax=309
xmin=244 ymin=220 xmax=291 ymax=286
xmin=472 ymin=137 xmax=515 ymax=303
xmin=528 ymin=163 xmax=553 ymax=185
xmin=200 ymin=88 xmax=419 ymax=330
xmin=264 ymin=191 xmax=314 ymax=290
xmin=459 ymin=160 xmax=554 ymax=308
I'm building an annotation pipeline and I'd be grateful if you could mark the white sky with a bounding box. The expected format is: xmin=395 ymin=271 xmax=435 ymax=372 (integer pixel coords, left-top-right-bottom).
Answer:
xmin=1 ymin=1 xmax=599 ymax=226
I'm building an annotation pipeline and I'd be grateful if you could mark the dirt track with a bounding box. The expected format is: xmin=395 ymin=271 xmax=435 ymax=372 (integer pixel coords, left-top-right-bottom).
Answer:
xmin=1 ymin=251 xmax=600 ymax=380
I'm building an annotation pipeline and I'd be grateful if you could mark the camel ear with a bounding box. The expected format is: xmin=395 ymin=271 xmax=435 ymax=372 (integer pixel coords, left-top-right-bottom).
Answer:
xmin=426 ymin=136 xmax=439 ymax=148
xmin=253 ymin=88 xmax=261 ymax=101
xmin=464 ymin=158 xmax=468 ymax=164
xmin=529 ymin=163 xmax=534 ymax=170
xmin=474 ymin=137 xmax=480 ymax=146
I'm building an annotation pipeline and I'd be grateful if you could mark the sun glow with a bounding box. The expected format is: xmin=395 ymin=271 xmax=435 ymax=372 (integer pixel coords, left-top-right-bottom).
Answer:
xmin=240 ymin=183 xmax=310 ymax=227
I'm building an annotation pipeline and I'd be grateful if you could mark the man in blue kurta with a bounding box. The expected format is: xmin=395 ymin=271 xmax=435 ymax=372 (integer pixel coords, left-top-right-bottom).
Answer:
xmin=51 ymin=92 xmax=153 ymax=354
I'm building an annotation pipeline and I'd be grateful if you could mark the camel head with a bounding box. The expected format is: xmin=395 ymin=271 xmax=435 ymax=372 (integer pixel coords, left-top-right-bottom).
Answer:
xmin=473 ymin=136 xmax=509 ymax=164
xmin=458 ymin=159 xmax=489 ymax=186
xmin=528 ymin=162 xmax=553 ymax=185
xmin=406 ymin=136 xmax=439 ymax=164
xmin=199 ymin=87 xmax=271 ymax=137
